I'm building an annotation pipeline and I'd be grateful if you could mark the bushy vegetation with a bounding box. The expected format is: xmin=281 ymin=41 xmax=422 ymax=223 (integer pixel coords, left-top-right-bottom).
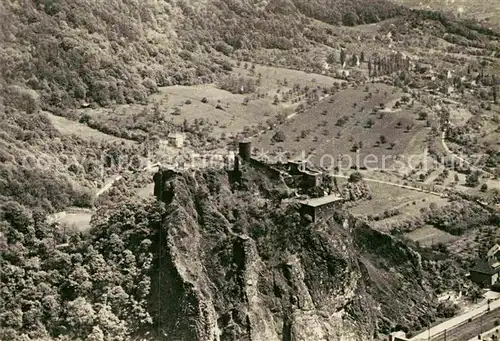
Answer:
xmin=289 ymin=0 xmax=406 ymax=26
xmin=0 ymin=84 xmax=160 ymax=212
xmin=0 ymin=88 xmax=89 ymax=211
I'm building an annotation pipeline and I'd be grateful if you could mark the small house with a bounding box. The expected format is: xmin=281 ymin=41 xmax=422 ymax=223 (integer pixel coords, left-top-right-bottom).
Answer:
xmin=167 ymin=133 xmax=185 ymax=148
xmin=470 ymin=244 xmax=500 ymax=288
xmin=299 ymin=194 xmax=343 ymax=223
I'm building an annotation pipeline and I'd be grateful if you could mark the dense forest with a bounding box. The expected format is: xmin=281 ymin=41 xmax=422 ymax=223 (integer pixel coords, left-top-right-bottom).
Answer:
xmin=0 ymin=199 xmax=164 ymax=341
xmin=0 ymin=0 xmax=407 ymax=111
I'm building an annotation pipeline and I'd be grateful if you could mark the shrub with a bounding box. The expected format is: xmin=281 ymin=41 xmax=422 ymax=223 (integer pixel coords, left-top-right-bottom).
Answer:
xmin=215 ymin=41 xmax=233 ymax=55
xmin=418 ymin=110 xmax=428 ymax=120
xmin=465 ymin=172 xmax=480 ymax=187
xmin=217 ymin=75 xmax=256 ymax=94
xmin=436 ymin=301 xmax=459 ymax=318
xmin=348 ymin=172 xmax=363 ymax=183
xmin=272 ymin=130 xmax=286 ymax=143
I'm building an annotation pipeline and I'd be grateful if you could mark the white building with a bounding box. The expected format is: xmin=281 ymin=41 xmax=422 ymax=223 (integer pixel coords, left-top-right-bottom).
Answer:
xmin=167 ymin=133 xmax=185 ymax=148
xmin=389 ymin=331 xmax=408 ymax=341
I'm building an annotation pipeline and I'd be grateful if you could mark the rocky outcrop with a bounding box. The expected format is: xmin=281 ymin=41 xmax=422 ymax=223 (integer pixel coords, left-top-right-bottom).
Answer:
xmin=150 ymin=168 xmax=437 ymax=340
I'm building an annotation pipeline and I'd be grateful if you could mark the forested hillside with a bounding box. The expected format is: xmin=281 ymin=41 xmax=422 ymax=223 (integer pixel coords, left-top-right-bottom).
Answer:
xmin=1 ymin=0 xmax=406 ymax=110
xmin=0 ymin=199 xmax=162 ymax=341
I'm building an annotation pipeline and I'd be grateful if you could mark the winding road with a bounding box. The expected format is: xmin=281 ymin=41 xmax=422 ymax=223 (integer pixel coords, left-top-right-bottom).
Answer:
xmin=441 ymin=131 xmax=494 ymax=178
xmin=48 ymin=163 xmax=161 ymax=232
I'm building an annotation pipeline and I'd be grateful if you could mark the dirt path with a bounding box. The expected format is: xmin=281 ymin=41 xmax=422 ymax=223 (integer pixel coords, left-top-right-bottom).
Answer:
xmin=95 ymin=176 xmax=123 ymax=197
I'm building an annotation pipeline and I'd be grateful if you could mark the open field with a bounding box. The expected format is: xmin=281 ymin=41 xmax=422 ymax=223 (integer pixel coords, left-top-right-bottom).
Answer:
xmin=447 ymin=107 xmax=473 ymax=126
xmin=405 ymin=225 xmax=458 ymax=247
xmin=348 ymin=181 xmax=434 ymax=216
xmin=58 ymin=213 xmax=92 ymax=233
xmin=47 ymin=208 xmax=93 ymax=233
xmin=154 ymin=84 xmax=279 ymax=136
xmin=476 ymin=109 xmax=500 ymax=152
xmin=76 ymin=63 xmax=343 ymax=138
xmin=76 ymin=84 xmax=275 ymax=139
xmin=45 ymin=111 xmax=135 ymax=145
xmin=254 ymin=83 xmax=430 ymax=168
xmin=231 ymin=63 xmax=344 ymax=91
xmin=135 ymin=183 xmax=155 ymax=198
xmin=370 ymin=195 xmax=450 ymax=231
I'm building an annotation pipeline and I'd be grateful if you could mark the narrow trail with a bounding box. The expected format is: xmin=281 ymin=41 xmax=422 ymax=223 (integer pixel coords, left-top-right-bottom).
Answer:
xmin=95 ymin=175 xmax=123 ymax=198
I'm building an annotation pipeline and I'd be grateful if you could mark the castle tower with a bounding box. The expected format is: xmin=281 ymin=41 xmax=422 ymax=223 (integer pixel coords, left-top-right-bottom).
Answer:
xmin=238 ymin=140 xmax=251 ymax=160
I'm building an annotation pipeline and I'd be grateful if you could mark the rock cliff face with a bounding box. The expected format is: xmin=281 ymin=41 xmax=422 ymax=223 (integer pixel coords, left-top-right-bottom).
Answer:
xmin=150 ymin=167 xmax=435 ymax=341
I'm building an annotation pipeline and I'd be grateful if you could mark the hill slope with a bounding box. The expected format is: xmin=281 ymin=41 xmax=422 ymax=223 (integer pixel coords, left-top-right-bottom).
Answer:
xmin=0 ymin=0 xmax=406 ymax=110
xmin=392 ymin=0 xmax=500 ymax=27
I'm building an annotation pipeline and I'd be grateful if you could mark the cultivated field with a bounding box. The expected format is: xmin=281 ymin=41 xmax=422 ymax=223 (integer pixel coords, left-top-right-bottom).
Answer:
xmin=254 ymin=83 xmax=429 ymax=168
xmin=348 ymin=181 xmax=433 ymax=217
xmin=347 ymin=180 xmax=449 ymax=227
xmin=405 ymin=225 xmax=458 ymax=247
xmin=231 ymin=63 xmax=344 ymax=91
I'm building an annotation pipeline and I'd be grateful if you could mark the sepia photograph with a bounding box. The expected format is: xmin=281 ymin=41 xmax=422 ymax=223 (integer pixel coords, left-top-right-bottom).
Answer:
xmin=0 ymin=0 xmax=499 ymax=340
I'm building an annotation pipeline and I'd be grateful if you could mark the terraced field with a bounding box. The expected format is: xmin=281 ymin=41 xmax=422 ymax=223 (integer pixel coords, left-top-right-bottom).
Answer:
xmin=254 ymin=83 xmax=430 ymax=169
